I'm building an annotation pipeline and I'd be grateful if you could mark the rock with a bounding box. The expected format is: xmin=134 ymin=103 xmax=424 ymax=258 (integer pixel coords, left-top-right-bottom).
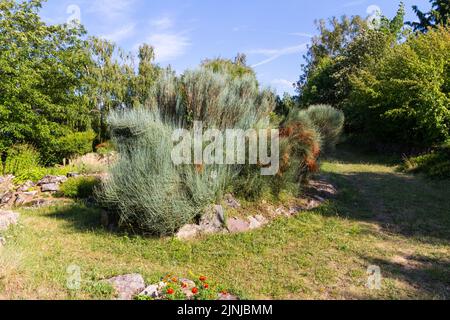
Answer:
xmin=176 ymin=224 xmax=202 ymax=240
xmin=0 ymin=236 xmax=6 ymax=247
xmin=0 ymin=191 xmax=15 ymax=206
xmin=67 ymin=172 xmax=81 ymax=178
xmin=107 ymin=274 xmax=146 ymax=300
xmin=199 ymin=205 xmax=226 ymax=234
xmin=179 ymin=278 xmax=196 ymax=299
xmin=227 ymin=217 xmax=250 ymax=234
xmin=37 ymin=175 xmax=67 ymax=186
xmin=0 ymin=210 xmax=19 ymax=231
xmin=17 ymin=180 xmax=35 ymax=192
xmin=14 ymin=193 xmax=34 ymax=206
xmin=218 ymin=293 xmax=239 ymax=301
xmin=41 ymin=183 xmax=60 ymax=193
xmin=305 ymin=198 xmax=322 ymax=210
xmin=25 ymin=198 xmax=55 ymax=209
xmin=304 ymin=180 xmax=337 ymax=199
xmin=139 ymin=285 xmax=160 ymax=299
xmin=224 ymin=194 xmax=241 ymax=209
xmin=248 ymin=216 xmax=262 ymax=230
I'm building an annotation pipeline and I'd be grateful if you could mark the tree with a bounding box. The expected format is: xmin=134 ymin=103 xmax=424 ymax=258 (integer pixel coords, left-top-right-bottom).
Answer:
xmin=0 ymin=0 xmax=94 ymax=165
xmin=408 ymin=0 xmax=450 ymax=32
xmin=201 ymin=54 xmax=256 ymax=79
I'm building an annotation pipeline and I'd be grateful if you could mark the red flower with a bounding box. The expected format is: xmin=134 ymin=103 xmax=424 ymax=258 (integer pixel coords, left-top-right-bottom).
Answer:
xmin=203 ymin=283 xmax=209 ymax=289
xmin=221 ymin=290 xmax=228 ymax=295
xmin=192 ymin=287 xmax=199 ymax=294
xmin=199 ymin=276 xmax=207 ymax=282
xmin=167 ymin=288 xmax=175 ymax=295
xmin=171 ymin=277 xmax=178 ymax=283
xmin=181 ymin=282 xmax=188 ymax=288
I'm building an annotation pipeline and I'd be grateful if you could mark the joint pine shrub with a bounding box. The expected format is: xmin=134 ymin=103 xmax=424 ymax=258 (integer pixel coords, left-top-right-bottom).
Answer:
xmin=97 ymin=109 xmax=230 ymax=235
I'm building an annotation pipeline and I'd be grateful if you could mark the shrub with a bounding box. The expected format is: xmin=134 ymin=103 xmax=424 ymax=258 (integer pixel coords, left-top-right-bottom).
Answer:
xmin=97 ymin=109 xmax=230 ymax=235
xmin=304 ymin=105 xmax=345 ymax=152
xmin=403 ymin=141 xmax=450 ymax=179
xmin=4 ymin=144 xmax=41 ymax=175
xmin=60 ymin=176 xmax=101 ymax=199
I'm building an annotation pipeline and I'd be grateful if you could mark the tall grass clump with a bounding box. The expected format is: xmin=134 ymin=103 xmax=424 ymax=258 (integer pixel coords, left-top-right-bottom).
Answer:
xmin=97 ymin=109 xmax=230 ymax=235
xmin=304 ymin=105 xmax=345 ymax=152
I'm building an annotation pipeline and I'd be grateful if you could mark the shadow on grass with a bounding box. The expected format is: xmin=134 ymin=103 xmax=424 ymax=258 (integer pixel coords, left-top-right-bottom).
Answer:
xmin=45 ymin=204 xmax=105 ymax=233
xmin=363 ymin=254 xmax=450 ymax=299
xmin=321 ymin=169 xmax=450 ymax=243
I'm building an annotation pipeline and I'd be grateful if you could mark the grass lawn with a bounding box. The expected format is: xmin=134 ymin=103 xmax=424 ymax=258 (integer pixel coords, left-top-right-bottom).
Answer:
xmin=1 ymin=147 xmax=449 ymax=300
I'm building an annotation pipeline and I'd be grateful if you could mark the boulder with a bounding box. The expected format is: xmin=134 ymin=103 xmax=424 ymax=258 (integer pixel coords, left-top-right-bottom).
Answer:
xmin=227 ymin=217 xmax=250 ymax=234
xmin=0 ymin=210 xmax=19 ymax=231
xmin=107 ymin=274 xmax=146 ymax=300
xmin=37 ymin=175 xmax=67 ymax=186
xmin=14 ymin=193 xmax=36 ymax=206
xmin=17 ymin=180 xmax=35 ymax=192
xmin=224 ymin=194 xmax=241 ymax=209
xmin=176 ymin=224 xmax=202 ymax=240
xmin=199 ymin=205 xmax=226 ymax=234
xmin=0 ymin=191 xmax=15 ymax=206
xmin=248 ymin=215 xmax=269 ymax=230
xmin=41 ymin=183 xmax=60 ymax=193
xmin=139 ymin=284 xmax=160 ymax=299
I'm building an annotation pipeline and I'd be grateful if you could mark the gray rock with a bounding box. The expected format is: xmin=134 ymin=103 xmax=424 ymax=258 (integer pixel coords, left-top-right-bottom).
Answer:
xmin=227 ymin=217 xmax=250 ymax=234
xmin=248 ymin=215 xmax=269 ymax=230
xmin=37 ymin=175 xmax=67 ymax=186
xmin=17 ymin=180 xmax=35 ymax=192
xmin=200 ymin=205 xmax=226 ymax=234
xmin=107 ymin=274 xmax=146 ymax=300
xmin=0 ymin=191 xmax=15 ymax=206
xmin=41 ymin=183 xmax=60 ymax=193
xmin=139 ymin=285 xmax=160 ymax=299
xmin=224 ymin=194 xmax=241 ymax=209
xmin=0 ymin=210 xmax=19 ymax=231
xmin=67 ymin=172 xmax=81 ymax=178
xmin=176 ymin=224 xmax=202 ymax=240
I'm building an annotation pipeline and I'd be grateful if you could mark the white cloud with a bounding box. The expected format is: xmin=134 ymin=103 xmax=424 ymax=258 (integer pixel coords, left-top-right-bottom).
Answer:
xmin=249 ymin=43 xmax=308 ymax=68
xmin=289 ymin=32 xmax=314 ymax=38
xmin=101 ymin=23 xmax=136 ymax=43
xmin=146 ymin=32 xmax=191 ymax=62
xmin=271 ymin=79 xmax=294 ymax=89
xmin=87 ymin=0 xmax=136 ymax=20
xmin=151 ymin=17 xmax=174 ymax=30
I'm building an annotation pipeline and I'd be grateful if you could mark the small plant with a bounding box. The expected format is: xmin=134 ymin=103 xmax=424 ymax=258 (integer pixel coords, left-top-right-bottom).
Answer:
xmin=59 ymin=176 xmax=101 ymax=199
xmin=403 ymin=142 xmax=450 ymax=179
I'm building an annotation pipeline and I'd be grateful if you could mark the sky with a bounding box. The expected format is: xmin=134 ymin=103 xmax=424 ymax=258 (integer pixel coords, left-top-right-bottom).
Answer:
xmin=40 ymin=0 xmax=431 ymax=95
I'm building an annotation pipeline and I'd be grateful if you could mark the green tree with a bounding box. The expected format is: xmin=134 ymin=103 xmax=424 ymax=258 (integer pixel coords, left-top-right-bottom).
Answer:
xmin=201 ymin=53 xmax=256 ymax=79
xmin=408 ymin=0 xmax=450 ymax=32
xmin=0 ymin=0 xmax=94 ymax=165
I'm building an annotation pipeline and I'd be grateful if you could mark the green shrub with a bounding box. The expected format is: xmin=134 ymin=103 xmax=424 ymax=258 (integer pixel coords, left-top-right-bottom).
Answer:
xmin=60 ymin=176 xmax=101 ymax=199
xmin=97 ymin=109 xmax=230 ymax=236
xmin=4 ymin=144 xmax=41 ymax=175
xmin=304 ymin=105 xmax=345 ymax=152
xmin=403 ymin=141 xmax=450 ymax=179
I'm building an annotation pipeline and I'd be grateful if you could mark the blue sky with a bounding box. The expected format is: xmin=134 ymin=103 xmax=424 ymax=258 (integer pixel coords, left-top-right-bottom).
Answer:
xmin=40 ymin=0 xmax=431 ymax=95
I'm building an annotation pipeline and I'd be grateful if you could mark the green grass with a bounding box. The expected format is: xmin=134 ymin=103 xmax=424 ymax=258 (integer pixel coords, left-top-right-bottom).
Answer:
xmin=0 ymin=147 xmax=449 ymax=300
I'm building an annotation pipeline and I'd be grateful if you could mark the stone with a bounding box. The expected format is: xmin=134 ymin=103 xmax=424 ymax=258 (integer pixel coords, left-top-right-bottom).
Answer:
xmin=176 ymin=224 xmax=202 ymax=240
xmin=107 ymin=274 xmax=146 ymax=300
xmin=14 ymin=193 xmax=34 ymax=206
xmin=224 ymin=194 xmax=241 ymax=209
xmin=67 ymin=172 xmax=81 ymax=178
xmin=0 ymin=210 xmax=19 ymax=231
xmin=26 ymin=198 xmax=55 ymax=209
xmin=37 ymin=175 xmax=67 ymax=186
xmin=0 ymin=236 xmax=6 ymax=247
xmin=248 ymin=216 xmax=262 ymax=230
xmin=139 ymin=285 xmax=160 ymax=299
xmin=179 ymin=278 xmax=196 ymax=299
xmin=199 ymin=205 xmax=226 ymax=234
xmin=17 ymin=180 xmax=35 ymax=192
xmin=218 ymin=293 xmax=239 ymax=301
xmin=41 ymin=183 xmax=60 ymax=193
xmin=0 ymin=191 xmax=15 ymax=206
xmin=227 ymin=217 xmax=250 ymax=234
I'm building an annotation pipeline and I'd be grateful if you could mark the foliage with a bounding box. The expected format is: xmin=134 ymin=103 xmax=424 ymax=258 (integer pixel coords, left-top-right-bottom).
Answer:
xmin=3 ymin=144 xmax=40 ymax=176
xmin=97 ymin=109 xmax=230 ymax=235
xmin=0 ymin=0 xmax=94 ymax=165
xmin=59 ymin=176 xmax=101 ymax=199
xmin=403 ymin=141 xmax=450 ymax=179
xmin=304 ymin=105 xmax=345 ymax=152
xmin=408 ymin=0 xmax=450 ymax=32
xmin=201 ymin=54 xmax=255 ymax=79
xmin=346 ymin=26 xmax=450 ymax=149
